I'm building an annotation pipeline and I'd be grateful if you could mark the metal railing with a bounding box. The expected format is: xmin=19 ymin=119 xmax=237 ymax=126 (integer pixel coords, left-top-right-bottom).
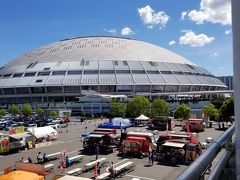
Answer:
xmin=177 ymin=124 xmax=235 ymax=180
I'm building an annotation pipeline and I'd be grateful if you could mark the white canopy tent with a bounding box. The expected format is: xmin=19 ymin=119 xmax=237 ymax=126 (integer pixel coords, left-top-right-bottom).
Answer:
xmin=135 ymin=114 xmax=149 ymax=121
xmin=27 ymin=126 xmax=57 ymax=139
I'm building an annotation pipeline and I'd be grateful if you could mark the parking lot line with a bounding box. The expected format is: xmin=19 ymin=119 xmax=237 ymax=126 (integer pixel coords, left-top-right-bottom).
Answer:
xmin=114 ymin=159 xmax=128 ymax=166
xmin=126 ymin=174 xmax=157 ymax=180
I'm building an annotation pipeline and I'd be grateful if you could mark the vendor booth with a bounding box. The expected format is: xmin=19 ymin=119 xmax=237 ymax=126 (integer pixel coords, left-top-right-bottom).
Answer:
xmin=98 ymin=117 xmax=131 ymax=129
xmin=135 ymin=114 xmax=149 ymax=126
xmin=27 ymin=126 xmax=58 ymax=148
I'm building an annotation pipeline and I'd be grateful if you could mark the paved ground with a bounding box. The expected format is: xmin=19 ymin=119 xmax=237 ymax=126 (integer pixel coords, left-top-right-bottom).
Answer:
xmin=0 ymin=119 xmax=225 ymax=180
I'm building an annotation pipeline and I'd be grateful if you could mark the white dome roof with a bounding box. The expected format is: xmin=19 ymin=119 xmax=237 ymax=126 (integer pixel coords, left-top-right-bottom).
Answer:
xmin=5 ymin=36 xmax=194 ymax=67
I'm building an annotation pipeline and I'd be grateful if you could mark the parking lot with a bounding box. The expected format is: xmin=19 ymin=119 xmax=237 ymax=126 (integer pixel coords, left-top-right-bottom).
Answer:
xmin=0 ymin=119 xmax=224 ymax=180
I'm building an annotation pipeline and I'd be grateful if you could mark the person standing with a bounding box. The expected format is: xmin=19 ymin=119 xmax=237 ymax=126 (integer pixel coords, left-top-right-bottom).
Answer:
xmin=28 ymin=157 xmax=32 ymax=163
xmin=109 ymin=161 xmax=115 ymax=180
xmin=95 ymin=146 xmax=99 ymax=160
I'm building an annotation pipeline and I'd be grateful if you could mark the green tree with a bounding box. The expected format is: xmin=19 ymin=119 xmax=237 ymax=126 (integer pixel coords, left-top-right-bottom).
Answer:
xmin=127 ymin=96 xmax=150 ymax=117
xmin=174 ymin=104 xmax=190 ymax=119
xmin=49 ymin=111 xmax=57 ymax=119
xmin=203 ymin=103 xmax=219 ymax=120
xmin=36 ymin=108 xmax=44 ymax=116
xmin=22 ymin=103 xmax=32 ymax=116
xmin=151 ymin=98 xmax=169 ymax=117
xmin=211 ymin=97 xmax=225 ymax=110
xmin=0 ymin=109 xmax=6 ymax=117
xmin=111 ymin=102 xmax=126 ymax=117
xmin=220 ymin=97 xmax=234 ymax=122
xmin=8 ymin=105 xmax=20 ymax=115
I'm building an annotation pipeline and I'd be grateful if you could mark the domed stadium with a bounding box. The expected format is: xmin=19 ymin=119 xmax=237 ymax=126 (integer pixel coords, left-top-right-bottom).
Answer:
xmin=0 ymin=36 xmax=226 ymax=113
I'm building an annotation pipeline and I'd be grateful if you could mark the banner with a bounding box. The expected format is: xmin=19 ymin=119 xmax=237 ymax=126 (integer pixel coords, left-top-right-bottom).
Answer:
xmin=0 ymin=137 xmax=9 ymax=153
xmin=16 ymin=126 xmax=25 ymax=134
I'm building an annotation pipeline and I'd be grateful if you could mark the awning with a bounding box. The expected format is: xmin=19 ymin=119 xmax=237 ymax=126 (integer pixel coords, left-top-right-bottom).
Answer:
xmin=88 ymin=134 xmax=104 ymax=138
xmin=163 ymin=141 xmax=186 ymax=148
xmin=135 ymin=114 xmax=149 ymax=120
xmin=9 ymin=132 xmax=32 ymax=139
xmin=27 ymin=126 xmax=57 ymax=139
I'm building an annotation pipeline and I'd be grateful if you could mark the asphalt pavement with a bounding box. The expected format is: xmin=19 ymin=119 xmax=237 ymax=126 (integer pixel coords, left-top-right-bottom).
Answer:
xmin=0 ymin=119 xmax=225 ymax=180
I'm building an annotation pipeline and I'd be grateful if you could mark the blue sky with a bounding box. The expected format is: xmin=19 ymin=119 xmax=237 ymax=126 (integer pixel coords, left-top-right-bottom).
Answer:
xmin=0 ymin=0 xmax=232 ymax=76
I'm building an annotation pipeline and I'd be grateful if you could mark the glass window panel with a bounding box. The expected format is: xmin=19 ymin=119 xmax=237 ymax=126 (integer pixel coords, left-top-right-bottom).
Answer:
xmin=151 ymin=85 xmax=165 ymax=92
xmin=68 ymin=70 xmax=82 ymax=75
xmin=30 ymin=87 xmax=45 ymax=94
xmin=52 ymin=71 xmax=66 ymax=75
xmin=64 ymin=86 xmax=80 ymax=93
xmin=99 ymin=85 xmax=116 ymax=92
xmin=16 ymin=88 xmax=29 ymax=94
xmin=3 ymin=88 xmax=15 ymax=95
xmin=135 ymin=85 xmax=150 ymax=92
xmin=46 ymin=86 xmax=62 ymax=93
xmin=165 ymin=85 xmax=178 ymax=92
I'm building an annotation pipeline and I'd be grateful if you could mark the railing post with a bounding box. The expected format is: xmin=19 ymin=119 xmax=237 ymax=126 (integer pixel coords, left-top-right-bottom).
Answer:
xmin=232 ymin=0 xmax=240 ymax=179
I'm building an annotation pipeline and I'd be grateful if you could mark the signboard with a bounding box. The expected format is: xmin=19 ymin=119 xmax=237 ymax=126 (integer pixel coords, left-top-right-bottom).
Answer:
xmin=16 ymin=126 xmax=25 ymax=134
xmin=0 ymin=137 xmax=9 ymax=153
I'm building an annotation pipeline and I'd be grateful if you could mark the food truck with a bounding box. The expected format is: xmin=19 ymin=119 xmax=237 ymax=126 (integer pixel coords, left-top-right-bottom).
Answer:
xmin=149 ymin=116 xmax=176 ymax=130
xmin=156 ymin=132 xmax=202 ymax=165
xmin=182 ymin=119 xmax=205 ymax=132
xmin=119 ymin=131 xmax=157 ymax=157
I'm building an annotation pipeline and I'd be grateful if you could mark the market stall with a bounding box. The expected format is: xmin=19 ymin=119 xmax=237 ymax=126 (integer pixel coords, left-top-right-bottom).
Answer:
xmin=27 ymin=126 xmax=58 ymax=148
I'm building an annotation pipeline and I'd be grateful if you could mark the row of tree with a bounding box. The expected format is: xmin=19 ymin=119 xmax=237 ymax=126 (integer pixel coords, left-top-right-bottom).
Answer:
xmin=111 ymin=96 xmax=170 ymax=118
xmin=111 ymin=96 xmax=235 ymax=122
xmin=0 ymin=104 xmax=58 ymax=119
xmin=203 ymin=96 xmax=234 ymax=122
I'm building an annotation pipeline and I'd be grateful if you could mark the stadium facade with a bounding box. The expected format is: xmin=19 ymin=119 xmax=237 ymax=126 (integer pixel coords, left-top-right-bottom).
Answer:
xmin=0 ymin=36 xmax=226 ymax=114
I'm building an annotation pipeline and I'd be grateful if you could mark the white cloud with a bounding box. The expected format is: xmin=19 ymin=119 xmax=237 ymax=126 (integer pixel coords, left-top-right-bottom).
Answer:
xmin=225 ymin=30 xmax=232 ymax=35
xmin=104 ymin=28 xmax=117 ymax=35
xmin=181 ymin=11 xmax=187 ymax=20
xmin=138 ymin=5 xmax=169 ymax=29
xmin=182 ymin=0 xmax=231 ymax=25
xmin=181 ymin=29 xmax=192 ymax=33
xmin=169 ymin=40 xmax=176 ymax=46
xmin=121 ymin=27 xmax=134 ymax=36
xmin=210 ymin=52 xmax=218 ymax=57
xmin=179 ymin=31 xmax=215 ymax=47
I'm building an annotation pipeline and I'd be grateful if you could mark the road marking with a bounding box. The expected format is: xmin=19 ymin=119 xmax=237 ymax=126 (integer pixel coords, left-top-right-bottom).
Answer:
xmin=126 ymin=174 xmax=157 ymax=180
xmin=114 ymin=159 xmax=128 ymax=166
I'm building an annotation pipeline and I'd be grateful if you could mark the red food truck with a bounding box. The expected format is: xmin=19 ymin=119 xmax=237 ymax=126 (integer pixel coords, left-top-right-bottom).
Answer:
xmin=119 ymin=132 xmax=157 ymax=157
xmin=182 ymin=119 xmax=205 ymax=132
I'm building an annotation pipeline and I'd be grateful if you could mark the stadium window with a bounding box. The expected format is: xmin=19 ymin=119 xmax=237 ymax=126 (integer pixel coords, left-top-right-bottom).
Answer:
xmin=132 ymin=70 xmax=145 ymax=74
xmin=161 ymin=71 xmax=172 ymax=74
xmin=114 ymin=61 xmax=119 ymax=66
xmin=43 ymin=67 xmax=50 ymax=70
xmin=3 ymin=74 xmax=12 ymax=77
xmin=123 ymin=61 xmax=128 ymax=66
xmin=80 ymin=59 xmax=85 ymax=66
xmin=173 ymin=71 xmax=184 ymax=75
xmin=100 ymin=70 xmax=114 ymax=74
xmin=146 ymin=71 xmax=159 ymax=74
xmin=116 ymin=70 xmax=130 ymax=74
xmin=68 ymin=70 xmax=82 ymax=75
xmin=13 ymin=73 xmax=23 ymax=77
xmin=35 ymin=79 xmax=43 ymax=83
xmin=3 ymin=88 xmax=15 ymax=95
xmin=52 ymin=71 xmax=66 ymax=75
xmin=15 ymin=88 xmax=29 ymax=94
xmin=84 ymin=70 xmax=98 ymax=74
xmin=85 ymin=61 xmax=90 ymax=66
xmin=24 ymin=72 xmax=36 ymax=77
xmin=149 ymin=61 xmax=155 ymax=66
xmin=38 ymin=71 xmax=51 ymax=76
